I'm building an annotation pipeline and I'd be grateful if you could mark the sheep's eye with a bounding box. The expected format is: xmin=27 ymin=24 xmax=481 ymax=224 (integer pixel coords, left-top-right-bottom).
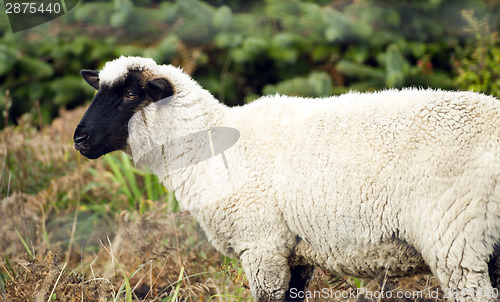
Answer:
xmin=126 ymin=90 xmax=138 ymax=100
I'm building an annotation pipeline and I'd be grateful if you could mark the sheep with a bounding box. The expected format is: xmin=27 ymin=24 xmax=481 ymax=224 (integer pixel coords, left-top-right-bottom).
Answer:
xmin=74 ymin=56 xmax=500 ymax=302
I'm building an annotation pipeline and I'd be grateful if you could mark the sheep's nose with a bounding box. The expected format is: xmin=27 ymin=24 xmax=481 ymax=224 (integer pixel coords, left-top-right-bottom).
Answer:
xmin=73 ymin=132 xmax=89 ymax=144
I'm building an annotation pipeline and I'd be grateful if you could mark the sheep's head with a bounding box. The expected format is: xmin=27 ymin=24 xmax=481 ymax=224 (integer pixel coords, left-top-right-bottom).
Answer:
xmin=74 ymin=57 xmax=174 ymax=159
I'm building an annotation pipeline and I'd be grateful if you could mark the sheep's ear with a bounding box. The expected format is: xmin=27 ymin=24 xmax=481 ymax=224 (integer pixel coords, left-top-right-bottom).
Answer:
xmin=146 ymin=78 xmax=174 ymax=102
xmin=80 ymin=70 xmax=100 ymax=90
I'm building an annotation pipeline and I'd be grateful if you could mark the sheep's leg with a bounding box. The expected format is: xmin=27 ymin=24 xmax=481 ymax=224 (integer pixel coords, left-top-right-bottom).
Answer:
xmin=435 ymin=263 xmax=496 ymax=302
xmin=240 ymin=249 xmax=291 ymax=302
xmin=284 ymin=265 xmax=315 ymax=301
xmin=429 ymin=235 xmax=497 ymax=302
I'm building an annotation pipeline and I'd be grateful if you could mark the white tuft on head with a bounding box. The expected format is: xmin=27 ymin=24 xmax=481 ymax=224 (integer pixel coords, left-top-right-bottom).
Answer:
xmin=98 ymin=56 xmax=159 ymax=87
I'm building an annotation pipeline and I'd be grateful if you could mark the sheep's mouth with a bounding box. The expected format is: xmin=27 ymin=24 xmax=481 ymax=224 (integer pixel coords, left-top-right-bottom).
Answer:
xmin=74 ymin=141 xmax=89 ymax=152
xmin=74 ymin=142 xmax=106 ymax=159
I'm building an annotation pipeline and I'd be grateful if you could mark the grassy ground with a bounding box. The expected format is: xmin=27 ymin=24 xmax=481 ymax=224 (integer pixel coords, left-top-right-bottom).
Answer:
xmin=0 ymin=107 xmax=446 ymax=301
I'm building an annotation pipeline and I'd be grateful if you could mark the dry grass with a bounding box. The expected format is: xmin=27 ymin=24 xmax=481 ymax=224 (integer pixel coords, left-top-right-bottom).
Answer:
xmin=0 ymin=107 xmax=445 ymax=301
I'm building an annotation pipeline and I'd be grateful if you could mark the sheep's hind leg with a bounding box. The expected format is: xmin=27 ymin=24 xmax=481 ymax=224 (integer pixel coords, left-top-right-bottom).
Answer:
xmin=438 ymin=263 xmax=496 ymax=302
xmin=431 ymin=236 xmax=497 ymax=302
xmin=240 ymin=249 xmax=292 ymax=302
xmin=284 ymin=265 xmax=315 ymax=302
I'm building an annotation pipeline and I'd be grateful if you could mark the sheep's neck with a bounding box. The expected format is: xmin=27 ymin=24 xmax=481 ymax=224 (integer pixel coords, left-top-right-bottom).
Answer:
xmin=130 ymin=94 xmax=228 ymax=211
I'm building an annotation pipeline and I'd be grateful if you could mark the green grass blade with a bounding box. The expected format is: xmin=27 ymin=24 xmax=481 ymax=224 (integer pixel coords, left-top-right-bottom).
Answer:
xmin=104 ymin=155 xmax=129 ymax=193
xmin=4 ymin=257 xmax=15 ymax=278
xmin=14 ymin=227 xmax=33 ymax=259
xmin=119 ymin=153 xmax=142 ymax=202
xmin=144 ymin=173 xmax=156 ymax=201
xmin=0 ymin=274 xmax=5 ymax=289
xmin=166 ymin=190 xmax=177 ymax=212
xmin=171 ymin=266 xmax=184 ymax=301
xmin=104 ymin=154 xmax=133 ymax=204
xmin=1 ymin=256 xmax=16 ymax=285
xmin=122 ymin=270 xmax=133 ymax=302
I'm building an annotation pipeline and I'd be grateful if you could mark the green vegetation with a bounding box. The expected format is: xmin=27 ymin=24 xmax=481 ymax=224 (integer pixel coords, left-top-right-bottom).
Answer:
xmin=453 ymin=9 xmax=500 ymax=96
xmin=1 ymin=0 xmax=499 ymax=300
xmin=1 ymin=0 xmax=499 ymax=128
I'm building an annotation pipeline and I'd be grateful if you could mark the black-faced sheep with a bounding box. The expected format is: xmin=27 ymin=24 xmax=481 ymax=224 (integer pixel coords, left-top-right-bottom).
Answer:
xmin=74 ymin=56 xmax=500 ymax=302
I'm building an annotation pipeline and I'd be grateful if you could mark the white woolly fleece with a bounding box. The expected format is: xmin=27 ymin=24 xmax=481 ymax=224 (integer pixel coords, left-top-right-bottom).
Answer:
xmin=99 ymin=56 xmax=160 ymax=86
xmin=99 ymin=56 xmax=500 ymax=302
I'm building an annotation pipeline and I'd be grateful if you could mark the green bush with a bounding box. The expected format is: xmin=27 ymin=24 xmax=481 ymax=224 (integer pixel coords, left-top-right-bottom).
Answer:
xmin=453 ymin=9 xmax=500 ymax=98
xmin=0 ymin=0 xmax=499 ymax=128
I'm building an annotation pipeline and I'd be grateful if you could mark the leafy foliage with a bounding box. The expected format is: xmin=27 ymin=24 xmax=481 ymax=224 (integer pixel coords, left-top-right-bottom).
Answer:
xmin=0 ymin=0 xmax=499 ymax=129
xmin=453 ymin=9 xmax=500 ymax=97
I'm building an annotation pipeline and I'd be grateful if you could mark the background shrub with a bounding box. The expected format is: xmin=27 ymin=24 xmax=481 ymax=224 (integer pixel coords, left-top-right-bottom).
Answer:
xmin=0 ymin=0 xmax=499 ymax=129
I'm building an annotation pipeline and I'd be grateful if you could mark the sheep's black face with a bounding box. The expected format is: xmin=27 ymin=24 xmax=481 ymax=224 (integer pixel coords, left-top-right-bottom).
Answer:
xmin=74 ymin=69 xmax=174 ymax=159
